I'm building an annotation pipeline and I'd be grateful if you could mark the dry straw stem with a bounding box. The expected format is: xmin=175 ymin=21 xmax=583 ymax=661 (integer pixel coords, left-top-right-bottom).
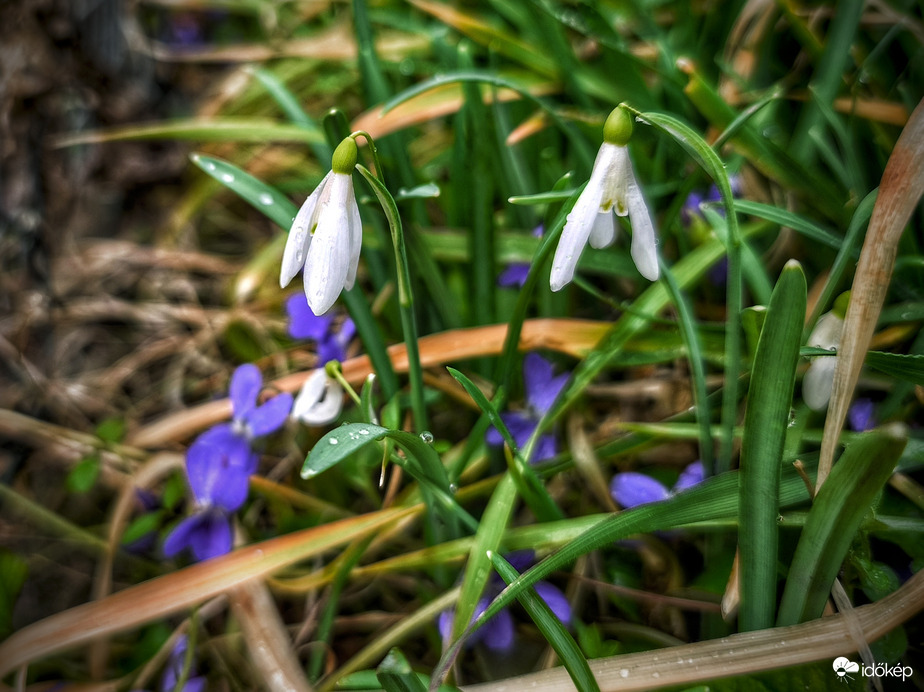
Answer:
xmin=0 ymin=507 xmax=414 ymax=679
xmin=127 ymin=318 xmax=607 ymax=448
xmin=230 ymin=580 xmax=314 ymax=692
xmin=464 ymin=568 xmax=924 ymax=692
xmin=817 ymin=96 xmax=924 ymax=489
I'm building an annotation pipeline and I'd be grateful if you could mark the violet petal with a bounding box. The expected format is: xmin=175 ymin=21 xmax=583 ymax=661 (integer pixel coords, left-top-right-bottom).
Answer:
xmin=229 ymin=364 xmax=262 ymax=420
xmin=523 ymin=353 xmax=569 ymax=415
xmin=186 ymin=439 xmax=252 ymax=511
xmin=673 ymin=461 xmax=705 ymax=493
xmin=286 ymin=293 xmax=332 ymax=341
xmin=163 ymin=514 xmax=206 ymax=558
xmin=498 ymin=263 xmax=530 ymax=288
xmin=246 ymin=392 xmax=294 ymax=437
xmin=610 ymin=472 xmax=670 ymax=508
xmin=479 ymin=607 xmax=515 ymax=652
xmin=848 ymin=398 xmax=876 ymax=432
xmin=534 ymin=581 xmax=572 ymax=625
xmin=196 ymin=425 xmax=258 ymax=475
xmin=189 ymin=511 xmax=233 ymax=561
xmin=531 ymin=433 xmax=558 ymax=464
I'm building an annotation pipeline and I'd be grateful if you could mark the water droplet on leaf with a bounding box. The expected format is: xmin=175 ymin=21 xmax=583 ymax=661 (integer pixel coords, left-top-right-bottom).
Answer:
xmin=419 ymin=431 xmax=434 ymax=444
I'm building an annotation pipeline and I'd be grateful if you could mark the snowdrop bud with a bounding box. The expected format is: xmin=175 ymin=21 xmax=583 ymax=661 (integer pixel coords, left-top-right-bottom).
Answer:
xmin=603 ymin=106 xmax=633 ymax=147
xmin=331 ymin=137 xmax=358 ymax=175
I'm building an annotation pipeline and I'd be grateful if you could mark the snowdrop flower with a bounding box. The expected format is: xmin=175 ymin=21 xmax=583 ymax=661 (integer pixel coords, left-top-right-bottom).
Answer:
xmin=286 ymin=293 xmax=356 ymax=426
xmin=803 ymin=309 xmax=845 ymax=411
xmin=280 ymin=137 xmax=362 ymax=315
xmin=551 ymin=106 xmax=658 ymax=290
xmin=292 ymin=368 xmax=344 ymax=426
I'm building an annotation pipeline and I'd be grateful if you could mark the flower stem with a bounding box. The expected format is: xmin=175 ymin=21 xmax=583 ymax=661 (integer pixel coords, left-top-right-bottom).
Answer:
xmin=355 ymin=163 xmax=428 ymax=432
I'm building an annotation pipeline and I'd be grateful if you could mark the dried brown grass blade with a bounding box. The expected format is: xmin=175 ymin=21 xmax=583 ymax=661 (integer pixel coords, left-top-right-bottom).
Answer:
xmin=463 ymin=569 xmax=924 ymax=692
xmin=0 ymin=507 xmax=413 ymax=678
xmin=352 ymin=81 xmax=556 ymax=140
xmin=127 ymin=319 xmax=608 ymax=448
xmin=230 ymin=580 xmax=314 ymax=692
xmin=817 ymin=96 xmax=924 ymax=488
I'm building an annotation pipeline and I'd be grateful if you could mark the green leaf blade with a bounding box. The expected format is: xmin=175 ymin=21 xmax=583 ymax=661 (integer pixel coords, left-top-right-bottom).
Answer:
xmin=738 ymin=260 xmax=807 ymax=631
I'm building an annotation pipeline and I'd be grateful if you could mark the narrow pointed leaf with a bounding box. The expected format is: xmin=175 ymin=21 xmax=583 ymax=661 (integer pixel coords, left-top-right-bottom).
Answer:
xmin=738 ymin=260 xmax=806 ymax=631
xmin=778 ymin=425 xmax=907 ymax=625
xmin=190 ymin=154 xmax=297 ymax=230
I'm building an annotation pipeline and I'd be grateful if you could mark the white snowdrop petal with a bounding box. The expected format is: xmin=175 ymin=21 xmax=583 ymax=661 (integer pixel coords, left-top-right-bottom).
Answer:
xmin=292 ymin=369 xmax=328 ymax=419
xmin=626 ymin=169 xmax=659 ymax=281
xmin=280 ymin=171 xmax=332 ymax=288
xmin=588 ymin=210 xmax=617 ymax=249
xmin=344 ymin=182 xmax=362 ymax=290
xmin=304 ymin=174 xmax=352 ymax=315
xmin=597 ymin=143 xmax=630 ymax=217
xmin=808 ymin=312 xmax=844 ymax=350
xmin=550 ymin=184 xmax=605 ymax=291
xmin=803 ymin=356 xmax=837 ymax=411
xmin=292 ymin=371 xmax=344 ymax=425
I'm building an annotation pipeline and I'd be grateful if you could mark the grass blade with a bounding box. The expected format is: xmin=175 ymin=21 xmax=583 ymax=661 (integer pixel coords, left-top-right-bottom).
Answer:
xmin=489 ymin=552 xmax=600 ymax=692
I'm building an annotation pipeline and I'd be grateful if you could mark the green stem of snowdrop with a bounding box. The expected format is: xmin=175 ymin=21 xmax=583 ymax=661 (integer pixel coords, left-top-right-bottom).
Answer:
xmin=353 ymin=136 xmax=427 ymax=433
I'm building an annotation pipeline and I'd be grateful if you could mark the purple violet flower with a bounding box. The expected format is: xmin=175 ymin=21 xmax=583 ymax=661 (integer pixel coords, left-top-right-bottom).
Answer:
xmin=485 ymin=353 xmax=569 ymax=464
xmin=164 ymin=365 xmax=292 ymax=561
xmin=848 ymin=398 xmax=876 ymax=432
xmin=160 ymin=635 xmax=206 ymax=692
xmin=438 ymin=551 xmax=571 ymax=652
xmin=610 ymin=460 xmax=704 ymax=509
xmin=286 ymin=293 xmax=356 ymax=366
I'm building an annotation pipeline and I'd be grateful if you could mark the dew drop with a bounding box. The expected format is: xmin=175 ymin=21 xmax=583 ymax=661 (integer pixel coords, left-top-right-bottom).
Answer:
xmin=259 ymin=192 xmax=274 ymax=205
xmin=329 ymin=438 xmax=339 ymax=445
xmin=420 ymin=431 xmax=434 ymax=444
xmin=221 ymin=172 xmax=234 ymax=183
xmin=359 ymin=429 xmax=370 ymax=435
xmin=652 ymin=672 xmax=660 ymax=679
xmin=619 ymin=669 xmax=629 ymax=679
xmin=449 ymin=483 xmax=458 ymax=494
xmin=787 ymin=408 xmax=797 ymax=427
xmin=205 ymin=161 xmax=216 ymax=171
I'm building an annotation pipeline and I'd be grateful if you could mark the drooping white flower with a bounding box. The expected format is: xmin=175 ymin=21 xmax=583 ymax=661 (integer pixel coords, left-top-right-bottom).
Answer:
xmin=550 ymin=106 xmax=658 ymax=291
xmin=291 ymin=369 xmax=344 ymax=426
xmin=280 ymin=137 xmax=363 ymax=316
xmin=803 ymin=310 xmax=845 ymax=411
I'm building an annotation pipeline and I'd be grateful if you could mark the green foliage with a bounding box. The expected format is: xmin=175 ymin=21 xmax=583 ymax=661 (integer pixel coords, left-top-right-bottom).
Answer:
xmin=0 ymin=550 xmax=27 ymax=639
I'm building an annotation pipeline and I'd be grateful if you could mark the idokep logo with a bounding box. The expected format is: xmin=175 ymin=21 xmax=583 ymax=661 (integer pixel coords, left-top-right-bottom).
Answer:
xmin=833 ymin=657 xmax=860 ymax=682
xmin=833 ymin=656 xmax=913 ymax=683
